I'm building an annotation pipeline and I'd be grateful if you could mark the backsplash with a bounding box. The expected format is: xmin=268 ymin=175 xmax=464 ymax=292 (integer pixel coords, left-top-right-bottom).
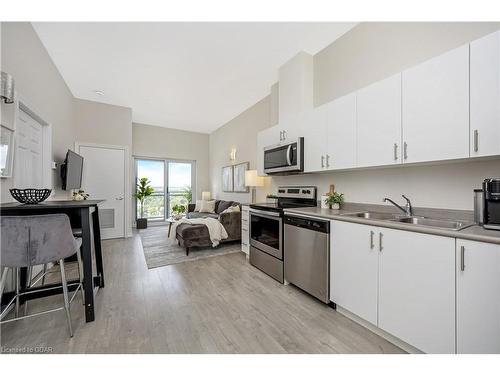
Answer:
xmin=268 ymin=158 xmax=500 ymax=210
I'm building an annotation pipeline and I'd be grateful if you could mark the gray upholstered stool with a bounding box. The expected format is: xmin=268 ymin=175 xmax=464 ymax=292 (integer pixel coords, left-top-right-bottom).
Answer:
xmin=0 ymin=214 xmax=84 ymax=337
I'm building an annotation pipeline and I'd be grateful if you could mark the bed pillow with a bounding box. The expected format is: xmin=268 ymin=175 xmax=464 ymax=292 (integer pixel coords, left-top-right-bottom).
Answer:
xmin=199 ymin=199 xmax=216 ymax=213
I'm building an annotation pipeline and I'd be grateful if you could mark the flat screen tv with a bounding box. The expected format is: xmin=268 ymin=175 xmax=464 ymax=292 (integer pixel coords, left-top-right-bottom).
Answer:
xmin=61 ymin=150 xmax=84 ymax=190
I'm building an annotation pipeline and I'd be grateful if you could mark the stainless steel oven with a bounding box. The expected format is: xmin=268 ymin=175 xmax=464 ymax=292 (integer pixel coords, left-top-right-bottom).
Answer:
xmin=263 ymin=138 xmax=303 ymax=174
xmin=249 ymin=208 xmax=283 ymax=259
xmin=249 ymin=208 xmax=284 ymax=283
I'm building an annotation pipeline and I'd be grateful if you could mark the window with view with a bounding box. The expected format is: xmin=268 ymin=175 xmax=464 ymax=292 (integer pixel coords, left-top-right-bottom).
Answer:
xmin=135 ymin=158 xmax=195 ymax=221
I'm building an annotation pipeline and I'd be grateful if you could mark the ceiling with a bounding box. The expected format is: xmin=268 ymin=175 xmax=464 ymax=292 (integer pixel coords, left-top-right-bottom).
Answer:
xmin=32 ymin=22 xmax=356 ymax=133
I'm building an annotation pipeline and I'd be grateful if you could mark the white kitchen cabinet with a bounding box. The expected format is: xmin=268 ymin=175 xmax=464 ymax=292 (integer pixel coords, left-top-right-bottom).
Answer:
xmin=357 ymin=73 xmax=402 ymax=167
xmin=301 ymin=105 xmax=328 ymax=172
xmin=326 ymin=93 xmax=357 ymax=170
xmin=456 ymin=239 xmax=500 ymax=354
xmin=378 ymin=228 xmax=456 ymax=354
xmin=330 ymin=221 xmax=379 ymax=325
xmin=241 ymin=206 xmax=250 ymax=255
xmin=470 ymin=31 xmax=500 ymax=157
xmin=402 ymin=45 xmax=469 ymax=163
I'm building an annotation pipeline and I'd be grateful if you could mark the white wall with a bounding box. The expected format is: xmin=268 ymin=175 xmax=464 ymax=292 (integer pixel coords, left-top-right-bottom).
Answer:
xmin=271 ymin=159 xmax=500 ymax=210
xmin=209 ymin=95 xmax=272 ymax=203
xmin=0 ymin=22 xmax=75 ymax=202
xmin=132 ymin=122 xmax=210 ymax=200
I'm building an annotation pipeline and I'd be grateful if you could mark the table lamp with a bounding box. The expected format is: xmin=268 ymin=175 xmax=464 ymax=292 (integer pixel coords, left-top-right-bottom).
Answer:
xmin=245 ymin=170 xmax=264 ymax=203
xmin=201 ymin=191 xmax=211 ymax=201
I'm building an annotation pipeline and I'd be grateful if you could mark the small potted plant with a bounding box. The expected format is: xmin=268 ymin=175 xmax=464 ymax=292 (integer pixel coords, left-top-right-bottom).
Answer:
xmin=171 ymin=204 xmax=186 ymax=220
xmin=325 ymin=191 xmax=344 ymax=210
xmin=134 ymin=177 xmax=154 ymax=229
xmin=266 ymin=194 xmax=278 ymax=204
xmin=72 ymin=190 xmax=90 ymax=201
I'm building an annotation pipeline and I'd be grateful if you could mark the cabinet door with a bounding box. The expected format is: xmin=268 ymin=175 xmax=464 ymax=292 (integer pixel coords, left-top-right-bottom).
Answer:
xmin=257 ymin=125 xmax=281 ymax=175
xmin=326 ymin=93 xmax=357 ymax=169
xmin=357 ymin=73 xmax=402 ymax=167
xmin=470 ymin=31 xmax=500 ymax=157
xmin=378 ymin=228 xmax=455 ymax=353
xmin=330 ymin=221 xmax=378 ymax=325
xmin=457 ymin=239 xmax=500 ymax=354
xmin=301 ymin=106 xmax=328 ymax=172
xmin=402 ymin=45 xmax=469 ymax=163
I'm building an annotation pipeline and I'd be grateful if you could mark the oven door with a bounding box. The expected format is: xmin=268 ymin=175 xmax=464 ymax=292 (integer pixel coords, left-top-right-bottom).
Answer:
xmin=263 ymin=138 xmax=303 ymax=174
xmin=249 ymin=209 xmax=283 ymax=259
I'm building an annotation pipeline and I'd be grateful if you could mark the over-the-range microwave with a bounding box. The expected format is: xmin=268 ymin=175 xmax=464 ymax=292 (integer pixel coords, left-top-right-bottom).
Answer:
xmin=263 ymin=137 xmax=304 ymax=175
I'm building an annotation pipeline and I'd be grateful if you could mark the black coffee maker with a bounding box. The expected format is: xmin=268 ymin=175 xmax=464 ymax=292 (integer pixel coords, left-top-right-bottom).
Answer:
xmin=483 ymin=178 xmax=500 ymax=231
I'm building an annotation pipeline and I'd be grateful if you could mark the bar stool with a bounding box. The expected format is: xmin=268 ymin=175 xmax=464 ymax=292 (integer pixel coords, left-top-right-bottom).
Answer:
xmin=0 ymin=214 xmax=84 ymax=337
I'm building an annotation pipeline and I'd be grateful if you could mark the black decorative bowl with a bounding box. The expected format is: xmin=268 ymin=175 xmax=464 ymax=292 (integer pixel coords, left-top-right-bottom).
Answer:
xmin=10 ymin=188 xmax=52 ymax=204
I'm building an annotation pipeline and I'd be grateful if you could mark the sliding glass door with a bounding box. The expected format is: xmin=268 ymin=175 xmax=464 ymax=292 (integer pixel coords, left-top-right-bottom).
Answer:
xmin=135 ymin=158 xmax=195 ymax=220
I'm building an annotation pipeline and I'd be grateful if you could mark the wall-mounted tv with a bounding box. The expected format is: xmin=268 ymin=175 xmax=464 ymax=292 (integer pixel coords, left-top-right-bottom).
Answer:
xmin=61 ymin=149 xmax=83 ymax=190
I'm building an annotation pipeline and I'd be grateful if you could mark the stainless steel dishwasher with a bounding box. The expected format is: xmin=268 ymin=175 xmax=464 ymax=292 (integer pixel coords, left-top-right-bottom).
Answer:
xmin=284 ymin=213 xmax=330 ymax=304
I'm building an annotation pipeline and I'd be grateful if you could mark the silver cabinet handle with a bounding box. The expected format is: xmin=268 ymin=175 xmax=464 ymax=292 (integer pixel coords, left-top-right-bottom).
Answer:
xmin=473 ymin=130 xmax=479 ymax=152
xmin=403 ymin=142 xmax=408 ymax=160
xmin=116 ymin=197 xmax=124 ymax=200
xmin=279 ymin=131 xmax=283 ymax=141
xmin=321 ymin=155 xmax=325 ymax=168
xmin=393 ymin=143 xmax=398 ymax=161
xmin=460 ymin=245 xmax=465 ymax=271
xmin=370 ymin=230 xmax=375 ymax=249
xmin=379 ymin=232 xmax=383 ymax=251
xmin=326 ymin=154 xmax=330 ymax=168
xmin=283 ymin=130 xmax=286 ymax=140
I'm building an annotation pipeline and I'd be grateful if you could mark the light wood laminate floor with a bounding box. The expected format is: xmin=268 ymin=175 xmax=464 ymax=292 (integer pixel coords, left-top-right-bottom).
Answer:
xmin=0 ymin=232 xmax=404 ymax=354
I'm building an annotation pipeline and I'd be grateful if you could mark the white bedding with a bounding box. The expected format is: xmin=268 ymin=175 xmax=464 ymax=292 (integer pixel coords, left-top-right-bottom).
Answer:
xmin=169 ymin=217 xmax=228 ymax=247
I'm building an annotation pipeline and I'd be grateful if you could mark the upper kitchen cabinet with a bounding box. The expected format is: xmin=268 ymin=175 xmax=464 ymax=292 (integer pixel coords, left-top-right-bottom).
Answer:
xmin=326 ymin=93 xmax=357 ymax=170
xmin=356 ymin=73 xmax=402 ymax=167
xmin=402 ymin=45 xmax=469 ymax=164
xmin=470 ymin=31 xmax=500 ymax=157
xmin=456 ymin=239 xmax=500 ymax=354
xmin=301 ymin=105 xmax=328 ymax=173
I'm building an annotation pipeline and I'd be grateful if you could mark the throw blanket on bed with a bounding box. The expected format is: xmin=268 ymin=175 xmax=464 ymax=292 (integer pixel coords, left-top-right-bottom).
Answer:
xmin=169 ymin=217 xmax=228 ymax=247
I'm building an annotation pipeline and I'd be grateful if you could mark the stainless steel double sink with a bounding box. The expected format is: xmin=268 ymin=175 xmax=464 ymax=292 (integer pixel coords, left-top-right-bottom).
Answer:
xmin=341 ymin=211 xmax=474 ymax=231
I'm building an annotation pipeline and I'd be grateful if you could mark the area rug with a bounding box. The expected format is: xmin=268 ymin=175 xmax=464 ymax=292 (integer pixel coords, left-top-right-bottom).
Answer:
xmin=139 ymin=225 xmax=242 ymax=269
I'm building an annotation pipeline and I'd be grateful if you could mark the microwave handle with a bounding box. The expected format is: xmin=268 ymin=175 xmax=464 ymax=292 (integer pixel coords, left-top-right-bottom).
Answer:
xmin=286 ymin=144 xmax=292 ymax=166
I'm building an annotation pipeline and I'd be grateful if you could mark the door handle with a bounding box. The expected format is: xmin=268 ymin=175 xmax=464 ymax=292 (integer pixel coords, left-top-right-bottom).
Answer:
xmin=460 ymin=245 xmax=465 ymax=271
xmin=473 ymin=130 xmax=479 ymax=152
xmin=403 ymin=142 xmax=408 ymax=160
xmin=393 ymin=143 xmax=398 ymax=161
xmin=321 ymin=155 xmax=325 ymax=168
xmin=379 ymin=232 xmax=383 ymax=251
xmin=326 ymin=154 xmax=330 ymax=168
xmin=370 ymin=230 xmax=375 ymax=249
xmin=116 ymin=197 xmax=124 ymax=201
xmin=286 ymin=145 xmax=293 ymax=166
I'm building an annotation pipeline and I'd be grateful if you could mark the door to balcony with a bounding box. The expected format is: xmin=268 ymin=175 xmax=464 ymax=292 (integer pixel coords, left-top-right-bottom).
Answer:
xmin=135 ymin=158 xmax=195 ymax=221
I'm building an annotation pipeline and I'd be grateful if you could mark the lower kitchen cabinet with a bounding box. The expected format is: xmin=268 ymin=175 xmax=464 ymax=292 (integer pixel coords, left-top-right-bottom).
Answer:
xmin=241 ymin=206 xmax=250 ymax=255
xmin=378 ymin=228 xmax=456 ymax=353
xmin=330 ymin=221 xmax=378 ymax=325
xmin=456 ymin=239 xmax=500 ymax=354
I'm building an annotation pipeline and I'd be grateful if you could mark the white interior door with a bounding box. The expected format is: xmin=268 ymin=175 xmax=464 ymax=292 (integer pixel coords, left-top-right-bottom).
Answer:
xmin=14 ymin=109 xmax=43 ymax=188
xmin=78 ymin=145 xmax=125 ymax=239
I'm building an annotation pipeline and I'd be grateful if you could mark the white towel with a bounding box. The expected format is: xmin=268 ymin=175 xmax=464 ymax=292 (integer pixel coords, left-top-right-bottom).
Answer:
xmin=169 ymin=217 xmax=228 ymax=247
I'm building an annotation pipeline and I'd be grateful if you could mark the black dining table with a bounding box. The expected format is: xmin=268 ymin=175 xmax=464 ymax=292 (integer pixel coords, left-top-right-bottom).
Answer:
xmin=0 ymin=200 xmax=105 ymax=322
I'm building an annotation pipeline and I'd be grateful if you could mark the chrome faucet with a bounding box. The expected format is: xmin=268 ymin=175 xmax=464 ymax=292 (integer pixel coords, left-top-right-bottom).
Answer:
xmin=383 ymin=195 xmax=413 ymax=216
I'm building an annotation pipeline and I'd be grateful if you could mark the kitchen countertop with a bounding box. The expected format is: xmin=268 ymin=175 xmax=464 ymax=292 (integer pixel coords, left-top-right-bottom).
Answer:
xmin=283 ymin=205 xmax=500 ymax=246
